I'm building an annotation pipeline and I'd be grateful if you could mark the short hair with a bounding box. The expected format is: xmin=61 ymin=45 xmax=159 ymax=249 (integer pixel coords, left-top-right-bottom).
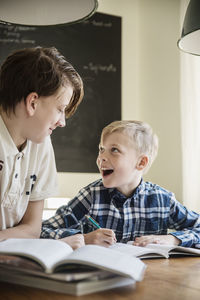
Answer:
xmin=101 ymin=120 xmax=159 ymax=173
xmin=0 ymin=46 xmax=83 ymax=117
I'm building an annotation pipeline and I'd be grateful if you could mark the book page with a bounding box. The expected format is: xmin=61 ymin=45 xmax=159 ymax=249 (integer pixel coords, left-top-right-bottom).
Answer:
xmin=54 ymin=244 xmax=146 ymax=281
xmin=0 ymin=239 xmax=73 ymax=272
xmin=146 ymin=243 xmax=200 ymax=256
xmin=0 ymin=260 xmax=112 ymax=282
xmin=110 ymin=243 xmax=169 ymax=258
xmin=0 ymin=254 xmax=43 ymax=271
xmin=113 ymin=242 xmax=200 ymax=258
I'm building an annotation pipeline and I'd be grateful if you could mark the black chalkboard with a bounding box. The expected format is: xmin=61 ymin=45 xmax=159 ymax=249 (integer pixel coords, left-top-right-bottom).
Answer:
xmin=0 ymin=12 xmax=121 ymax=172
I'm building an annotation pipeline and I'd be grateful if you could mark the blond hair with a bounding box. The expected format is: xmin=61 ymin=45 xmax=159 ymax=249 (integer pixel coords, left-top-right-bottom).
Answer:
xmin=101 ymin=120 xmax=159 ymax=174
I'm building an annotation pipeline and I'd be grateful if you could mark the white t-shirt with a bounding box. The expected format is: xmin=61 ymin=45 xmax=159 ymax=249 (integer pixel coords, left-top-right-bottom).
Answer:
xmin=0 ymin=116 xmax=58 ymax=230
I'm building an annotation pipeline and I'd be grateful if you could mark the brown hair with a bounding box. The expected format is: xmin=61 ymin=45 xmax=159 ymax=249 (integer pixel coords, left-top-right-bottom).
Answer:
xmin=0 ymin=46 xmax=83 ymax=117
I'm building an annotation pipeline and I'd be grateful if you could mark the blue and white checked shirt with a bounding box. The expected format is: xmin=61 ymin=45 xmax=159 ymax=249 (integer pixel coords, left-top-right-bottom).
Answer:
xmin=41 ymin=179 xmax=200 ymax=247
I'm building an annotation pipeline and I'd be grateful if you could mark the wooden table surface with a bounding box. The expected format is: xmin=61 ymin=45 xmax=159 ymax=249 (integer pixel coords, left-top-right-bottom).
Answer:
xmin=0 ymin=257 xmax=200 ymax=300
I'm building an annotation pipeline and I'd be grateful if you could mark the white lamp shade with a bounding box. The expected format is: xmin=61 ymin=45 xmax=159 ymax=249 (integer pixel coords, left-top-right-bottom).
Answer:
xmin=178 ymin=30 xmax=200 ymax=55
xmin=178 ymin=0 xmax=200 ymax=55
xmin=0 ymin=0 xmax=98 ymax=26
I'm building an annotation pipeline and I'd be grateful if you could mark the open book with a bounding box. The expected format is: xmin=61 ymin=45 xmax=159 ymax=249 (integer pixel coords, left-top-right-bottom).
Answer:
xmin=0 ymin=238 xmax=145 ymax=295
xmin=110 ymin=242 xmax=200 ymax=259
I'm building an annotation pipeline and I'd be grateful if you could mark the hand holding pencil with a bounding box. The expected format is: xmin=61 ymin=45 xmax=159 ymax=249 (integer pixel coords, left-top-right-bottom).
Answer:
xmin=84 ymin=215 xmax=116 ymax=247
xmin=85 ymin=215 xmax=101 ymax=229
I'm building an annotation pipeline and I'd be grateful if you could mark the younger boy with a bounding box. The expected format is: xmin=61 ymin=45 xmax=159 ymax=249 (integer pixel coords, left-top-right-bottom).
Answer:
xmin=41 ymin=120 xmax=200 ymax=248
xmin=0 ymin=46 xmax=84 ymax=249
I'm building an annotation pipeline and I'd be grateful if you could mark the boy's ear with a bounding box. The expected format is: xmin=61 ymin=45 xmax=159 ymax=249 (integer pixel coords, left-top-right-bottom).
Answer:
xmin=136 ymin=155 xmax=149 ymax=171
xmin=25 ymin=92 xmax=39 ymax=116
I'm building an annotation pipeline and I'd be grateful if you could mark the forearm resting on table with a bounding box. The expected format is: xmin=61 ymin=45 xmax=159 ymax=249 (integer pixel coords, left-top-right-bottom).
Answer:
xmin=0 ymin=223 xmax=40 ymax=240
xmin=0 ymin=200 xmax=44 ymax=240
xmin=133 ymin=234 xmax=180 ymax=247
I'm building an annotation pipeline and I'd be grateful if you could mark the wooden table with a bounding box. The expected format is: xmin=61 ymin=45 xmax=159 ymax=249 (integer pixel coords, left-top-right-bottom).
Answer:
xmin=0 ymin=257 xmax=200 ymax=300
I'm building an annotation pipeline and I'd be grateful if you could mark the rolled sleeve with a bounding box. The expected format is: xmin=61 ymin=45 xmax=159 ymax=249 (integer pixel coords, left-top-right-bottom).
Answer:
xmin=169 ymin=196 xmax=200 ymax=247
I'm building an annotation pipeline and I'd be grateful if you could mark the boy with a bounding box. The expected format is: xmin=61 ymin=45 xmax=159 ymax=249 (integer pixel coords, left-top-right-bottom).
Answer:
xmin=41 ymin=120 xmax=200 ymax=248
xmin=0 ymin=46 xmax=84 ymax=249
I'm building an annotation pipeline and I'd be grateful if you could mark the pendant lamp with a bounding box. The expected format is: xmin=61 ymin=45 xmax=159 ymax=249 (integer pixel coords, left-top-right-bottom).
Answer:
xmin=0 ymin=0 xmax=98 ymax=26
xmin=178 ymin=0 xmax=200 ymax=55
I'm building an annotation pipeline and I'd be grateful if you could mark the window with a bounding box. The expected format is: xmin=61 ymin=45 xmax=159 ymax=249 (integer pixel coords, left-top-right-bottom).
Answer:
xmin=43 ymin=197 xmax=71 ymax=219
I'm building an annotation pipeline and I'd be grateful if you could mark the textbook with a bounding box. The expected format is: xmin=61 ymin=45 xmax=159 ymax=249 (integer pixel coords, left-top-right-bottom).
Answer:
xmin=110 ymin=242 xmax=200 ymax=259
xmin=0 ymin=238 xmax=145 ymax=295
xmin=0 ymin=254 xmax=114 ymax=281
xmin=0 ymin=266 xmax=135 ymax=296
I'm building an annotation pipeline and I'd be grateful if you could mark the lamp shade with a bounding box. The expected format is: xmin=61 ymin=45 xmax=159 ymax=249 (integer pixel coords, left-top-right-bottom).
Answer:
xmin=178 ymin=0 xmax=200 ymax=55
xmin=0 ymin=0 xmax=98 ymax=26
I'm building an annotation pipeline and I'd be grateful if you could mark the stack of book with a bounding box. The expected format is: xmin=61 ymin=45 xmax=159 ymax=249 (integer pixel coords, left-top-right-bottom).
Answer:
xmin=0 ymin=238 xmax=146 ymax=296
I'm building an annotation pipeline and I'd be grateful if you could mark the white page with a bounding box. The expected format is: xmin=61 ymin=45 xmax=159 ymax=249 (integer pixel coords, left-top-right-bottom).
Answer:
xmin=0 ymin=239 xmax=73 ymax=272
xmin=113 ymin=242 xmax=200 ymax=258
xmin=146 ymin=243 xmax=200 ymax=255
xmin=110 ymin=243 xmax=169 ymax=258
xmin=55 ymin=245 xmax=146 ymax=281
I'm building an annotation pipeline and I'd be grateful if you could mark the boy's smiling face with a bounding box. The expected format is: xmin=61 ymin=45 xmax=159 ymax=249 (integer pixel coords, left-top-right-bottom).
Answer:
xmin=96 ymin=131 xmax=143 ymax=197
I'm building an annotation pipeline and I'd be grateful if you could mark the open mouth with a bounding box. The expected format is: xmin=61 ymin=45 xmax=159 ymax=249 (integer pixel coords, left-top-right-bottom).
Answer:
xmin=102 ymin=169 xmax=114 ymax=177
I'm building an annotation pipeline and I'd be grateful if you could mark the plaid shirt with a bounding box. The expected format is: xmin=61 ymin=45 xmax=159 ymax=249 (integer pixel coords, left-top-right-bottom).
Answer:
xmin=41 ymin=179 xmax=200 ymax=247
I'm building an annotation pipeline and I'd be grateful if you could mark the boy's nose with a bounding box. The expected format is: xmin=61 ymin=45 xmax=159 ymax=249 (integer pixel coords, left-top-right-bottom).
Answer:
xmin=98 ymin=152 xmax=107 ymax=162
xmin=97 ymin=155 xmax=106 ymax=169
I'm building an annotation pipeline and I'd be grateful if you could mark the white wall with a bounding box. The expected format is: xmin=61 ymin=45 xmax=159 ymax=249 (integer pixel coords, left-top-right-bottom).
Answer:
xmin=58 ymin=0 xmax=182 ymax=202
xmin=137 ymin=0 xmax=182 ymax=200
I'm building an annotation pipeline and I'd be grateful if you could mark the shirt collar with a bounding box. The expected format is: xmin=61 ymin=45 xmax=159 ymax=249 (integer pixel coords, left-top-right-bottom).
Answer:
xmin=0 ymin=115 xmax=27 ymax=157
xmin=108 ymin=178 xmax=145 ymax=203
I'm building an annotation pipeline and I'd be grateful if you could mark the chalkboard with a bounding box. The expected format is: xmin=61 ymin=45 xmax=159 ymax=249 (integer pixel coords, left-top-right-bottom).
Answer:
xmin=0 ymin=12 xmax=121 ymax=172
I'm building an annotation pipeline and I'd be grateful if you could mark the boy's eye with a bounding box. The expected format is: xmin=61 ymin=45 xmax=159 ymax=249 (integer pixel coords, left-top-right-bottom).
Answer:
xmin=99 ymin=146 xmax=104 ymax=153
xmin=111 ymin=147 xmax=119 ymax=153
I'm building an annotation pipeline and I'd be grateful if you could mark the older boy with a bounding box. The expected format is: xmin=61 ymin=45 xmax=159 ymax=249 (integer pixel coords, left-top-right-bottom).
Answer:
xmin=41 ymin=120 xmax=200 ymax=248
xmin=0 ymin=46 xmax=84 ymax=249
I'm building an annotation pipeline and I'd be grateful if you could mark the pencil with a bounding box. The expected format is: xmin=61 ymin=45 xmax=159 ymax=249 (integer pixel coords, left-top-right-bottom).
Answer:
xmin=85 ymin=215 xmax=101 ymax=229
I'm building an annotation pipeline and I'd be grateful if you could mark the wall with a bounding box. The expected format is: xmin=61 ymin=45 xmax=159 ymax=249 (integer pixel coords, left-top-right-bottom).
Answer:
xmin=58 ymin=0 xmax=182 ymax=202
xmin=137 ymin=0 xmax=182 ymax=200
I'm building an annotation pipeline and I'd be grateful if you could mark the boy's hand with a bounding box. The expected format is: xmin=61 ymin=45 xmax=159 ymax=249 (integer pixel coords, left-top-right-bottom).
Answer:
xmin=84 ymin=229 xmax=116 ymax=247
xmin=61 ymin=234 xmax=85 ymax=250
xmin=133 ymin=234 xmax=180 ymax=247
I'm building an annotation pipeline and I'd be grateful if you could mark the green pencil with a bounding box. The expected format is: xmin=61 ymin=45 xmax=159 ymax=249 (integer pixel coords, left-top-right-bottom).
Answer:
xmin=85 ymin=215 xmax=101 ymax=229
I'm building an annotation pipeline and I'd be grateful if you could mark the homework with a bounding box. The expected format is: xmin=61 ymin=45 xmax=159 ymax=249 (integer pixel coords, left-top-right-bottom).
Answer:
xmin=0 ymin=239 xmax=145 ymax=281
xmin=110 ymin=242 xmax=200 ymax=259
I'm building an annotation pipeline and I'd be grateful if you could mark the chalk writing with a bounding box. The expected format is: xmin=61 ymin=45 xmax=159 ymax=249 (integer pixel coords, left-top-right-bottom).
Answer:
xmin=0 ymin=24 xmax=36 ymax=45
xmin=83 ymin=62 xmax=117 ymax=74
xmin=83 ymin=19 xmax=112 ymax=28
xmin=0 ymin=38 xmax=35 ymax=44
